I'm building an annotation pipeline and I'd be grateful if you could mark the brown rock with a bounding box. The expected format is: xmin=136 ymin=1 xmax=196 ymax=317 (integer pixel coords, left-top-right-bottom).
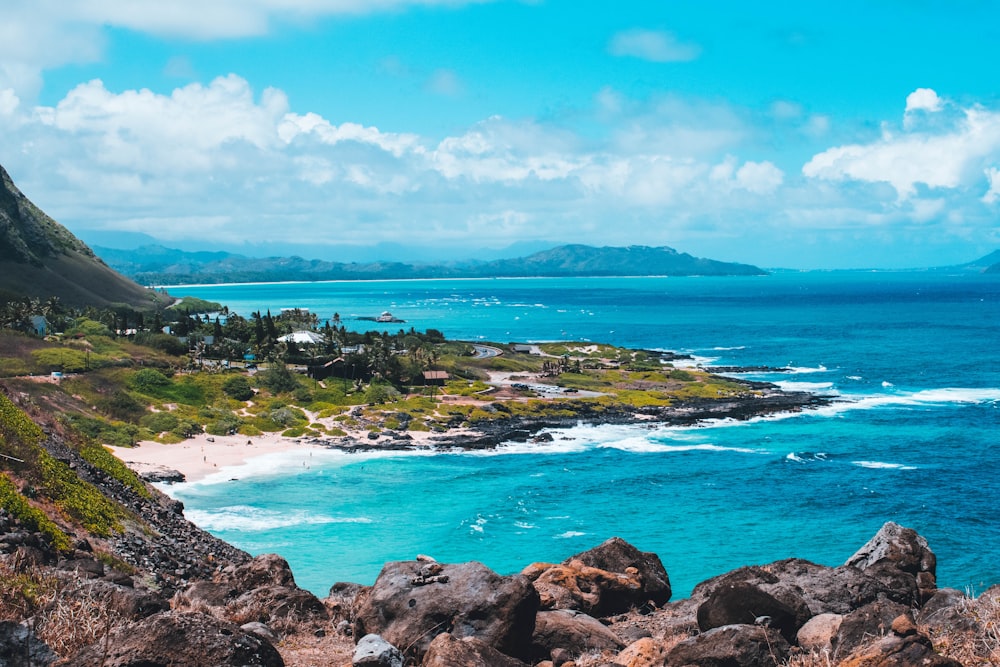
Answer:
xmin=65 ymin=610 xmax=284 ymax=666
xmin=531 ymin=609 xmax=623 ymax=662
xmin=567 ymin=537 xmax=672 ymax=606
xmin=838 ymin=631 xmax=963 ymax=667
xmin=834 ymin=600 xmax=911 ymax=660
xmin=696 ymin=581 xmax=804 ymax=643
xmin=666 ymin=624 xmax=790 ymax=667
xmin=845 ymin=522 xmax=937 ymax=602
xmin=353 ymin=560 xmax=539 ymax=662
xmin=796 ymin=612 xmax=843 ymax=652
xmin=524 ymin=560 xmax=643 ymax=616
xmin=422 ymin=633 xmax=527 ymax=666
xmin=614 ymin=636 xmax=668 ymax=667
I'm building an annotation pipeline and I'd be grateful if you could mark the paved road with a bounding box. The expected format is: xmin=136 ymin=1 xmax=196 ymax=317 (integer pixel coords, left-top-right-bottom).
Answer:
xmin=471 ymin=344 xmax=503 ymax=359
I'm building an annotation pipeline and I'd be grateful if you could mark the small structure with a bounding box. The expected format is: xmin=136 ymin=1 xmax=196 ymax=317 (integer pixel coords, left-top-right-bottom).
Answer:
xmin=278 ymin=330 xmax=325 ymax=345
xmin=422 ymin=370 xmax=449 ymax=386
xmin=510 ymin=344 xmax=533 ymax=354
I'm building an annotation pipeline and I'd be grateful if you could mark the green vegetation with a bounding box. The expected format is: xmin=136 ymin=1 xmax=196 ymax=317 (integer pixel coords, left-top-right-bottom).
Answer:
xmin=168 ymin=296 xmax=223 ymax=313
xmin=0 ymin=474 xmax=72 ymax=552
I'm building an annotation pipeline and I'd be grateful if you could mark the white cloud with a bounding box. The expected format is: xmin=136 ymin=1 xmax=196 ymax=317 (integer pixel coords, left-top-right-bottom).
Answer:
xmin=0 ymin=0 xmax=493 ymax=97
xmin=0 ymin=89 xmax=20 ymax=116
xmin=736 ymin=161 xmax=784 ymax=194
xmin=905 ymin=88 xmax=943 ymax=114
xmin=984 ymin=167 xmax=1000 ymax=204
xmin=804 ymin=103 xmax=1000 ymax=198
xmin=608 ymin=29 xmax=701 ymax=63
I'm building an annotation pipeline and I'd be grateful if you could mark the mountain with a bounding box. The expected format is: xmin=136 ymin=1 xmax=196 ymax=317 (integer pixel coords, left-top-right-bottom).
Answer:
xmin=965 ymin=250 xmax=1000 ymax=273
xmin=95 ymin=243 xmax=766 ymax=285
xmin=0 ymin=164 xmax=166 ymax=309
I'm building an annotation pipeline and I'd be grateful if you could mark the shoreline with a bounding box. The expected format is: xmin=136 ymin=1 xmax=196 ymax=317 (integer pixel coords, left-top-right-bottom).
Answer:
xmin=109 ymin=385 xmax=830 ymax=485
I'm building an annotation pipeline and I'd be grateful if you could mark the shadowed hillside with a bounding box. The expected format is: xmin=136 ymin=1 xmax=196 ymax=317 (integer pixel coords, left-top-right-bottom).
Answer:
xmin=0 ymin=164 xmax=166 ymax=309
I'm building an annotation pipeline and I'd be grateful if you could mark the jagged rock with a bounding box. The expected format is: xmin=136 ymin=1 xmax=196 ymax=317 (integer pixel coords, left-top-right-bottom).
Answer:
xmin=241 ymin=621 xmax=280 ymax=645
xmin=846 ymin=521 xmax=937 ymax=602
xmin=136 ymin=466 xmax=185 ymax=483
xmin=66 ymin=610 xmax=284 ymax=666
xmin=353 ymin=634 xmax=404 ymax=667
xmin=57 ymin=555 xmax=104 ymax=578
xmin=833 ymin=600 xmax=911 ymax=660
xmin=74 ymin=580 xmax=169 ymax=620
xmin=353 ymin=560 xmax=539 ymax=662
xmin=838 ymin=619 xmax=962 ymax=667
xmin=690 ymin=558 xmax=914 ymax=616
xmin=666 ymin=624 xmax=791 ymax=667
xmin=569 ymin=537 xmax=672 ymax=607
xmin=523 ymin=560 xmax=644 ymax=616
xmin=696 ymin=581 xmax=804 ymax=643
xmin=174 ymin=580 xmax=238 ymax=608
xmin=0 ymin=621 xmax=58 ymax=667
xmin=614 ymin=636 xmax=668 ymax=667
xmin=221 ymin=553 xmax=297 ymax=590
xmin=796 ymin=612 xmax=843 ymax=652
xmin=422 ymin=633 xmax=528 ymax=666
xmin=917 ymin=588 xmax=977 ymax=632
xmin=530 ymin=609 xmax=624 ymax=661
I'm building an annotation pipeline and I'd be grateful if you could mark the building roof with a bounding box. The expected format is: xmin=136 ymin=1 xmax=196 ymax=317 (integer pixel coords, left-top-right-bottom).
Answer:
xmin=422 ymin=371 xmax=449 ymax=380
xmin=278 ymin=330 xmax=325 ymax=344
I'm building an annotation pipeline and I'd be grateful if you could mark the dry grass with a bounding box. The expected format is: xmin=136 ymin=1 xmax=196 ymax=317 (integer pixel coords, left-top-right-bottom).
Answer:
xmin=926 ymin=589 xmax=1000 ymax=666
xmin=0 ymin=556 xmax=133 ymax=658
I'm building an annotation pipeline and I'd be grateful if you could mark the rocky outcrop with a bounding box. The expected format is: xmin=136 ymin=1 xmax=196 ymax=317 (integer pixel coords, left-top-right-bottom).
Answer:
xmin=530 ymin=609 xmax=623 ymax=661
xmin=846 ymin=521 xmax=938 ymax=604
xmin=353 ymin=559 xmax=540 ymax=662
xmin=522 ymin=537 xmax=672 ymax=617
xmin=173 ymin=554 xmax=328 ymax=633
xmin=0 ymin=621 xmax=58 ymax=667
xmin=65 ymin=610 xmax=284 ymax=666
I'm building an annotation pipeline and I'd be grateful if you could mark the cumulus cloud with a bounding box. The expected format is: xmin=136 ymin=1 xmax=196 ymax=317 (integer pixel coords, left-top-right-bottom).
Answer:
xmin=905 ymin=88 xmax=943 ymax=114
xmin=804 ymin=95 xmax=1000 ymax=198
xmin=4 ymin=76 xmax=997 ymax=261
xmin=608 ymin=29 xmax=701 ymax=63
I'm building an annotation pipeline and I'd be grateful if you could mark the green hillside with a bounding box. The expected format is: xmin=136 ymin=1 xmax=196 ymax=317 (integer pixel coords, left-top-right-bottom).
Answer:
xmin=0 ymin=164 xmax=166 ymax=309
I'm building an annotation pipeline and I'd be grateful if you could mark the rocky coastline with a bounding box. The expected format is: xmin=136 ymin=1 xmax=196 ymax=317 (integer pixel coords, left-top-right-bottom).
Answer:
xmin=5 ymin=385 xmax=995 ymax=666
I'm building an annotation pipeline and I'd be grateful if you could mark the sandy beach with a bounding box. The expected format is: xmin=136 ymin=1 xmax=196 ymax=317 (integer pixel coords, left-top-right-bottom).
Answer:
xmin=108 ymin=433 xmax=330 ymax=484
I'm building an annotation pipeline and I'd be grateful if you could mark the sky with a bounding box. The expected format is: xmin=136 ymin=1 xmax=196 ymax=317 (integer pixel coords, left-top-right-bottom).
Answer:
xmin=1 ymin=0 xmax=999 ymax=269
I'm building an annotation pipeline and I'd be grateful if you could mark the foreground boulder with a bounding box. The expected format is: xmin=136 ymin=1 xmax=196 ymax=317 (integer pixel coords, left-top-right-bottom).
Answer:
xmin=65 ymin=610 xmax=284 ymax=666
xmin=173 ymin=554 xmax=328 ymax=632
xmin=530 ymin=609 xmax=623 ymax=661
xmin=422 ymin=633 xmax=528 ymax=667
xmin=666 ymin=624 xmax=791 ymax=667
xmin=353 ymin=559 xmax=539 ymax=662
xmin=846 ymin=521 xmax=937 ymax=603
xmin=696 ymin=580 xmax=804 ymax=643
xmin=522 ymin=537 xmax=671 ymax=616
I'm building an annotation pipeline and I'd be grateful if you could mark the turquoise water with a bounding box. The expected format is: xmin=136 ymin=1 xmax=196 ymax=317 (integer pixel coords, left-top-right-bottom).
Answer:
xmin=166 ymin=273 xmax=1000 ymax=598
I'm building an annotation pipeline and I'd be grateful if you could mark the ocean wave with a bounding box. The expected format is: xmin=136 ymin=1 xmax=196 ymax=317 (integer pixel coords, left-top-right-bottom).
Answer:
xmin=811 ymin=387 xmax=1000 ymax=418
xmin=185 ymin=506 xmax=372 ymax=532
xmin=555 ymin=531 xmax=586 ymax=539
xmin=774 ymin=380 xmax=837 ymax=393
xmin=852 ymin=460 xmax=917 ymax=471
xmin=786 ymin=365 xmax=829 ymax=374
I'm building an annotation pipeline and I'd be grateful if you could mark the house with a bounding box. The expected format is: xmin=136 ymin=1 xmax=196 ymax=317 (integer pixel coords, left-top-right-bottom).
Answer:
xmin=278 ymin=330 xmax=325 ymax=345
xmin=510 ymin=344 xmax=534 ymax=354
xmin=30 ymin=315 xmax=48 ymax=337
xmin=422 ymin=370 xmax=449 ymax=386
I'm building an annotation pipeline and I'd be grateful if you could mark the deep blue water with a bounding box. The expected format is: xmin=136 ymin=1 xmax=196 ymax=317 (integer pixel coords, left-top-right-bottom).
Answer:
xmin=165 ymin=272 xmax=1000 ymax=598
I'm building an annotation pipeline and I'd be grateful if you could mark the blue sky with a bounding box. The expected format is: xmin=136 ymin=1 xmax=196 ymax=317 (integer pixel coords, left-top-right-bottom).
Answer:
xmin=2 ymin=0 xmax=999 ymax=268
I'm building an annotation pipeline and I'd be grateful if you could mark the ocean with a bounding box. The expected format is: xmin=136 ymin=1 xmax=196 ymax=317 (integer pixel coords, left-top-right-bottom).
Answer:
xmin=163 ymin=272 xmax=1000 ymax=599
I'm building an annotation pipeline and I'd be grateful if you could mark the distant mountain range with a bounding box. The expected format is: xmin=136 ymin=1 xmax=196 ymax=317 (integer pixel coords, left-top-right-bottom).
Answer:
xmin=93 ymin=243 xmax=768 ymax=285
xmin=0 ymin=164 xmax=165 ymax=309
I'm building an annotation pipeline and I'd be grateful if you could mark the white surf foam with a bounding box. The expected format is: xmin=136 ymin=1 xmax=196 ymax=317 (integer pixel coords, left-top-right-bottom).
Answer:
xmin=786 ymin=365 xmax=829 ymax=374
xmin=774 ymin=380 xmax=837 ymax=393
xmin=852 ymin=460 xmax=917 ymax=471
xmin=555 ymin=531 xmax=586 ymax=539
xmin=185 ymin=506 xmax=372 ymax=532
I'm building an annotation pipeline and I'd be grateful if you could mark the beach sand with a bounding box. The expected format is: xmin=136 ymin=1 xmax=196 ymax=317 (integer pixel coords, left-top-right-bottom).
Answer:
xmin=108 ymin=433 xmax=329 ymax=484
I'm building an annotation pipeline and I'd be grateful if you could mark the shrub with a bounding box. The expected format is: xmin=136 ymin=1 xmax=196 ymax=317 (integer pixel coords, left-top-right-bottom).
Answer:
xmin=222 ymin=375 xmax=254 ymax=401
xmin=140 ymin=411 xmax=180 ymax=433
xmin=31 ymin=348 xmax=89 ymax=373
xmin=256 ymin=363 xmax=300 ymax=394
xmin=129 ymin=368 xmax=171 ymax=392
